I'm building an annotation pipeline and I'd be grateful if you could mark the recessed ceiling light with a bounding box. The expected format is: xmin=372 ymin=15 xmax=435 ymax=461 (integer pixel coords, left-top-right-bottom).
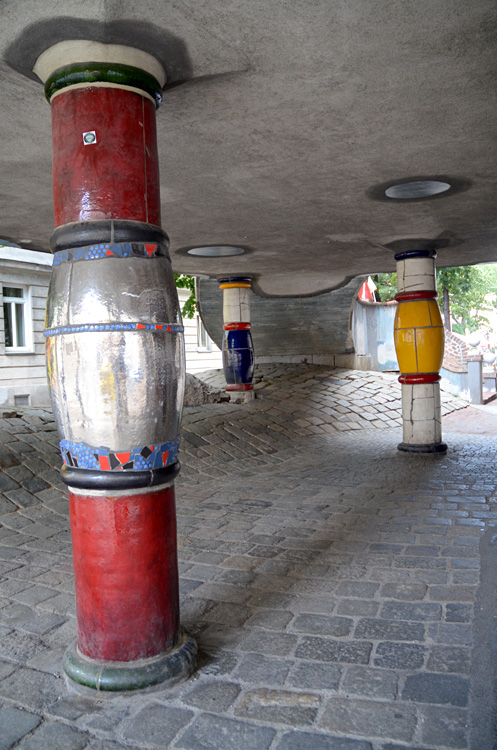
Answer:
xmin=187 ymin=245 xmax=245 ymax=257
xmin=385 ymin=180 xmax=451 ymax=199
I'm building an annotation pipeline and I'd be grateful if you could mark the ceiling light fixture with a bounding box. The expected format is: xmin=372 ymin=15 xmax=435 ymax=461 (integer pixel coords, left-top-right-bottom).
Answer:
xmin=385 ymin=180 xmax=451 ymax=200
xmin=187 ymin=245 xmax=245 ymax=257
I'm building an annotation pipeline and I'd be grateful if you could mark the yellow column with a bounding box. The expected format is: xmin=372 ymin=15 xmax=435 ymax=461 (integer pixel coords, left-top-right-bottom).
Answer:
xmin=393 ymin=250 xmax=447 ymax=453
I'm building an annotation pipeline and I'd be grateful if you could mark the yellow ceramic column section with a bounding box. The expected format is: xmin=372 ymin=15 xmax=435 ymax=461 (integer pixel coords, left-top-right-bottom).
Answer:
xmin=393 ymin=250 xmax=447 ymax=453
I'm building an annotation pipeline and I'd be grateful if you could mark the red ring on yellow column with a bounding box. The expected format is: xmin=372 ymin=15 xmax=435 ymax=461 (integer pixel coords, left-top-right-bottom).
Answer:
xmin=395 ymin=290 xmax=438 ymax=302
xmin=399 ymin=373 xmax=441 ymax=384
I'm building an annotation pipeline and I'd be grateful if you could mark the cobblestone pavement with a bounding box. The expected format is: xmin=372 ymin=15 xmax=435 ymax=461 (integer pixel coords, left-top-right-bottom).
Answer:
xmin=0 ymin=364 xmax=495 ymax=750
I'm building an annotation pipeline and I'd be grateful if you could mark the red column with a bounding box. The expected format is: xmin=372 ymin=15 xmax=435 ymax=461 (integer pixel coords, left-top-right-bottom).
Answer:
xmin=38 ymin=45 xmax=196 ymax=691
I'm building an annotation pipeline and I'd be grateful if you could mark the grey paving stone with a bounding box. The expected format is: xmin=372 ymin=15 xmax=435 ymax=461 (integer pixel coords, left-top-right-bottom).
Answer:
xmin=427 ymin=646 xmax=472 ymax=675
xmin=0 ymin=603 xmax=35 ymax=627
xmin=20 ymin=611 xmax=67 ymax=636
xmin=234 ymin=653 xmax=292 ymax=685
xmin=196 ymin=650 xmax=238 ymax=678
xmin=4 ymin=489 xmax=40 ymax=509
xmin=373 ymin=642 xmax=426 ymax=670
xmin=177 ymin=713 xmax=276 ymax=749
xmin=240 ymin=631 xmax=298 ymax=656
xmin=380 ymin=601 xmax=442 ymax=621
xmin=287 ymin=661 xmax=342 ymax=690
xmin=182 ymin=681 xmax=241 ymax=711
xmin=379 ymin=583 xmax=427 ymax=600
xmin=427 ymin=622 xmax=473 ymax=646
xmin=419 ymin=705 xmax=469 ymax=749
xmin=0 ymin=474 xmax=20 ymax=492
xmin=295 ymin=637 xmax=372 ymax=664
xmin=13 ymin=585 xmax=59 ymax=606
xmin=0 ymin=707 xmax=41 ymax=750
xmin=336 ymin=599 xmax=379 ymax=617
xmin=402 ymin=672 xmax=470 ymax=707
xmin=0 ymin=453 xmax=21 ymax=470
xmin=121 ymin=704 xmax=193 ymax=746
xmin=20 ymin=478 xmax=50 ymax=495
xmin=291 ymin=614 xmax=353 ymax=637
xmin=341 ymin=665 xmax=398 ymax=699
xmin=335 ymin=581 xmax=379 ymax=597
xmin=244 ymin=609 xmax=293 ymax=629
xmin=0 ymin=659 xmax=16 ymax=680
xmin=15 ymin=721 xmax=89 ymax=749
xmin=202 ymin=602 xmax=252 ymax=627
xmin=320 ymin=697 xmax=417 ymax=742
xmin=446 ymin=603 xmax=473 ymax=623
xmin=275 ymin=731 xmax=373 ymax=749
xmin=354 ymin=618 xmax=425 ymax=641
xmin=0 ymin=630 xmax=50 ymax=663
xmin=0 ymin=667 xmax=63 ymax=709
xmin=235 ymin=688 xmax=320 ymax=726
xmin=46 ymin=695 xmax=104 ymax=721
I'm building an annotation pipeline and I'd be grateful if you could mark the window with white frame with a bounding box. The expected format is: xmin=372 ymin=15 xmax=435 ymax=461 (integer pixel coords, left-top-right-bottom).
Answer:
xmin=197 ymin=317 xmax=213 ymax=352
xmin=2 ymin=286 xmax=31 ymax=351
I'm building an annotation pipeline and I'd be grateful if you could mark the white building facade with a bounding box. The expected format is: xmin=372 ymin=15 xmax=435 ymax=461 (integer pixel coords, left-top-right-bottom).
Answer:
xmin=0 ymin=247 xmax=52 ymax=407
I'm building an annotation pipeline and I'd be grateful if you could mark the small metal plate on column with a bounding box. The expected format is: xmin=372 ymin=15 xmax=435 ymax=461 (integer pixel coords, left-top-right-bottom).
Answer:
xmin=83 ymin=131 xmax=97 ymax=145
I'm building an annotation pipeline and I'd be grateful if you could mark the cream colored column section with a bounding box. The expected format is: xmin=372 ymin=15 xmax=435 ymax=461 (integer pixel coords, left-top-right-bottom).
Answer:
xmin=222 ymin=287 xmax=251 ymax=323
xmin=401 ymin=382 xmax=442 ymax=446
xmin=396 ymin=256 xmax=436 ymax=294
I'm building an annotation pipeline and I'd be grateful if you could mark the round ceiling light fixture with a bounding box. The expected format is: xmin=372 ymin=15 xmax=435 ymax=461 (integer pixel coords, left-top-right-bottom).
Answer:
xmin=367 ymin=176 xmax=471 ymax=203
xmin=187 ymin=245 xmax=245 ymax=257
xmin=385 ymin=180 xmax=451 ymax=200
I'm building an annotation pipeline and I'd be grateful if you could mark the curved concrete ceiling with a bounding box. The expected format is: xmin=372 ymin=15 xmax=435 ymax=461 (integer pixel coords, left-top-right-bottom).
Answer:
xmin=1 ymin=1 xmax=496 ymax=295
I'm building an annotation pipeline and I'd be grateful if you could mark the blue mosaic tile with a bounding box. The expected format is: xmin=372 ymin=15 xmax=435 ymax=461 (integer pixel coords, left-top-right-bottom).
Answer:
xmin=60 ymin=437 xmax=180 ymax=471
xmin=52 ymin=242 xmax=164 ymax=266
xmin=44 ymin=322 xmax=184 ymax=337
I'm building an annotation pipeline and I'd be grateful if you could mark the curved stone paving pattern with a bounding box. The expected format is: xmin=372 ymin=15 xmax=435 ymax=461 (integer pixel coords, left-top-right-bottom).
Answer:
xmin=0 ymin=364 xmax=494 ymax=750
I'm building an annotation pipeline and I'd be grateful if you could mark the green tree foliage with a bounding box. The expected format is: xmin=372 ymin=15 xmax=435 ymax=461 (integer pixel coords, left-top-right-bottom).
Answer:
xmin=174 ymin=274 xmax=197 ymax=319
xmin=372 ymin=265 xmax=497 ymax=334
xmin=373 ymin=273 xmax=397 ymax=302
xmin=437 ymin=265 xmax=497 ymax=334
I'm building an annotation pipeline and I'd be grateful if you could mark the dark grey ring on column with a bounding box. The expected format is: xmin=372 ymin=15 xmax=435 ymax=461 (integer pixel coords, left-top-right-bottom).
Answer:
xmin=50 ymin=220 xmax=169 ymax=253
xmin=397 ymin=442 xmax=448 ymax=454
xmin=63 ymin=629 xmax=197 ymax=692
xmin=61 ymin=462 xmax=181 ymax=490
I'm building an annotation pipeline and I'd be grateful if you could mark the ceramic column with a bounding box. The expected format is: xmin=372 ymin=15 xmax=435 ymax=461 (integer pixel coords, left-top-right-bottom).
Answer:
xmin=35 ymin=41 xmax=196 ymax=691
xmin=394 ymin=250 xmax=447 ymax=453
xmin=219 ymin=277 xmax=255 ymax=399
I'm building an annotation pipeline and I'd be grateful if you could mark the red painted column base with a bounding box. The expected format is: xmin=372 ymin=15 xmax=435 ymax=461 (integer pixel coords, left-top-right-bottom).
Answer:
xmin=64 ymin=483 xmax=196 ymax=691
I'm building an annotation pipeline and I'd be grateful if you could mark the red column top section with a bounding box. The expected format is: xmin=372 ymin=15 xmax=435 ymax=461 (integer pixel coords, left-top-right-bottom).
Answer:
xmin=51 ymin=87 xmax=161 ymax=228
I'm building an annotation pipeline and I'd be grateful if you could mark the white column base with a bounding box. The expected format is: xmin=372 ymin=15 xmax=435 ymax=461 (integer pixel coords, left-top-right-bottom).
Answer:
xmin=399 ymin=382 xmax=447 ymax=453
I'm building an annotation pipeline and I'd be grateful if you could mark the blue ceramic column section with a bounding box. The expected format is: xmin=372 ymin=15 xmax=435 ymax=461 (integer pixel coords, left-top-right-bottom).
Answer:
xmin=219 ymin=277 xmax=254 ymax=392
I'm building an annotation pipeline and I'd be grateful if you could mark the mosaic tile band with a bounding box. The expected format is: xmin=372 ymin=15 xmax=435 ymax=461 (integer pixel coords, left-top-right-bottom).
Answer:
xmin=53 ymin=242 xmax=166 ymax=266
xmin=60 ymin=437 xmax=180 ymax=471
xmin=44 ymin=322 xmax=184 ymax=337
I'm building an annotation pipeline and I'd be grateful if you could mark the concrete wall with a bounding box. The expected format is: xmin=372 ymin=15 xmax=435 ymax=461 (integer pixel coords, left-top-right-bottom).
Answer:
xmin=352 ymin=300 xmax=398 ymax=371
xmin=198 ymin=276 xmax=366 ymax=366
xmin=0 ymin=248 xmax=52 ymax=407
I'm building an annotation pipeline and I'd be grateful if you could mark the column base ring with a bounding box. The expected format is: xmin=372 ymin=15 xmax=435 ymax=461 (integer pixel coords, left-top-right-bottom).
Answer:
xmin=397 ymin=442 xmax=447 ymax=454
xmin=63 ymin=629 xmax=197 ymax=693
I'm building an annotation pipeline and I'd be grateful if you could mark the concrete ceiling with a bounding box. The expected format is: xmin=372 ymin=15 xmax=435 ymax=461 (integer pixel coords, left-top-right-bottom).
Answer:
xmin=1 ymin=1 xmax=496 ymax=296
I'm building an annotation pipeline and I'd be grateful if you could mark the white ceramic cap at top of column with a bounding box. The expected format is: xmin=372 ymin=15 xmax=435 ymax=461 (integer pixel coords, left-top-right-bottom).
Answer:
xmin=396 ymin=256 xmax=436 ymax=294
xmin=33 ymin=40 xmax=166 ymax=86
xmin=223 ymin=287 xmax=251 ymax=323
xmin=401 ymin=381 xmax=442 ymax=444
